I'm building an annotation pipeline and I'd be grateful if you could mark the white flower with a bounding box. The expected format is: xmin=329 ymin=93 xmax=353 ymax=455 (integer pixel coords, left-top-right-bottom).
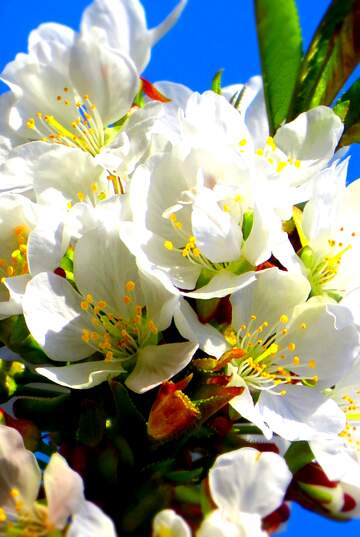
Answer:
xmin=282 ymin=161 xmax=360 ymax=299
xmin=197 ymin=447 xmax=292 ymax=537
xmin=0 ymin=193 xmax=65 ymax=319
xmin=152 ymin=509 xmax=191 ymax=537
xmin=23 ymin=223 xmax=197 ymax=392
xmin=1 ymin=33 xmax=138 ymax=155
xmin=0 ymin=424 xmax=116 ymax=536
xmin=121 ymin=146 xmax=276 ymax=297
xmin=81 ymin=0 xmax=188 ymax=74
xmin=175 ymin=268 xmax=357 ymax=440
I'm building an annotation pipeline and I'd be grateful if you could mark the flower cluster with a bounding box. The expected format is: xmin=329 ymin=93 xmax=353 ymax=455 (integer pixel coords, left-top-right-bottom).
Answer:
xmin=0 ymin=0 xmax=359 ymax=536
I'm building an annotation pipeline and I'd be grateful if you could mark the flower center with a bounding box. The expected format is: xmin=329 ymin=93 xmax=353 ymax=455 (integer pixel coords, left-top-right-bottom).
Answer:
xmin=80 ymin=281 xmax=158 ymax=363
xmin=0 ymin=488 xmax=57 ymax=537
xmin=225 ymin=313 xmax=318 ymax=395
xmin=304 ymin=228 xmax=357 ymax=296
xmin=163 ymin=205 xmax=253 ymax=275
xmin=0 ymin=226 xmax=29 ymax=284
xmin=335 ymin=391 xmax=360 ymax=451
xmin=26 ymin=88 xmax=106 ymax=157
xmin=247 ymin=136 xmax=302 ymax=175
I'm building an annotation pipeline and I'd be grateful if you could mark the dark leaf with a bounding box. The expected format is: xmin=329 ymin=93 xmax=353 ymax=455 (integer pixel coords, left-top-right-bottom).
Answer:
xmin=290 ymin=0 xmax=360 ymax=117
xmin=334 ymin=78 xmax=360 ymax=145
xmin=255 ymin=0 xmax=303 ymax=133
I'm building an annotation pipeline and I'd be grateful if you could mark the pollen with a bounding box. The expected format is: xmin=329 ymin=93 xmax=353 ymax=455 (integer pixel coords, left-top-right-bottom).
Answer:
xmin=26 ymin=118 xmax=35 ymax=129
xmin=164 ymin=240 xmax=174 ymax=251
xmin=287 ymin=342 xmax=296 ymax=352
xmin=266 ymin=136 xmax=276 ymax=151
xmin=148 ymin=320 xmax=158 ymax=334
xmin=82 ymin=329 xmax=91 ymax=343
xmin=256 ymin=148 xmax=264 ymax=156
xmin=292 ymin=356 xmax=300 ymax=366
xmin=280 ymin=314 xmax=288 ymax=324
xmin=239 ymin=138 xmax=247 ymax=146
xmin=0 ymin=507 xmax=6 ymax=522
xmin=105 ymin=351 xmax=113 ymax=362
xmin=80 ymin=300 xmax=90 ymax=311
xmin=300 ymin=322 xmax=307 ymax=330
xmin=308 ymin=359 xmax=317 ymax=369
xmin=276 ymin=161 xmax=287 ymax=173
xmin=125 ymin=280 xmax=136 ymax=292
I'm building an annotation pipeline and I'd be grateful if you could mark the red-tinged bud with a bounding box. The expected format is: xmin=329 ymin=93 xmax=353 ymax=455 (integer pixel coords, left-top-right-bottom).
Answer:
xmin=140 ymin=78 xmax=171 ymax=103
xmin=148 ymin=379 xmax=200 ymax=441
xmin=263 ymin=503 xmax=290 ymax=534
xmin=1 ymin=411 xmax=40 ymax=451
xmin=292 ymin=462 xmax=357 ymax=519
xmin=54 ymin=267 xmax=66 ymax=278
xmin=208 ymin=416 xmax=233 ymax=437
xmin=256 ymin=261 xmax=276 ymax=271
xmin=193 ymin=348 xmax=246 ymax=373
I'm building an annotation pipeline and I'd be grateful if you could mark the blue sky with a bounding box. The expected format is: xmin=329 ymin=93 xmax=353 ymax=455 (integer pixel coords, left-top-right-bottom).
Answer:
xmin=0 ymin=1 xmax=359 ymax=535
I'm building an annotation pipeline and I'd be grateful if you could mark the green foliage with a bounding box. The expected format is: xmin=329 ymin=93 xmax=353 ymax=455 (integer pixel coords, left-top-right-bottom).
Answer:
xmin=255 ymin=0 xmax=303 ymax=134
xmin=0 ymin=315 xmax=52 ymax=365
xmin=334 ymin=78 xmax=360 ymax=145
xmin=290 ymin=0 xmax=360 ymax=117
xmin=285 ymin=441 xmax=314 ymax=473
xmin=211 ymin=69 xmax=224 ymax=95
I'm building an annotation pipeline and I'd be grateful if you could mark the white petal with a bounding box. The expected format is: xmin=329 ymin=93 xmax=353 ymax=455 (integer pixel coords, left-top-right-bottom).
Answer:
xmin=198 ymin=509 xmax=265 ymax=537
xmin=139 ymin=269 xmax=179 ymax=331
xmin=0 ymin=274 xmax=31 ymax=319
xmin=192 ymin=188 xmax=243 ymax=263
xmin=209 ymin=447 xmax=291 ymax=517
xmin=149 ymin=1 xmax=188 ymax=47
xmin=81 ymin=0 xmax=149 ymax=72
xmin=23 ymin=272 xmax=93 ymax=362
xmin=44 ymin=453 xmax=84 ymax=528
xmin=228 ymin=377 xmax=271 ymax=439
xmin=36 ymin=360 xmax=124 ymax=390
xmin=152 ymin=81 xmax=192 ymax=109
xmin=31 ymin=145 xmax=110 ymax=209
xmin=152 ymin=509 xmax=191 ymax=537
xmin=186 ymin=270 xmax=256 ymax=299
xmin=274 ymin=106 xmax=343 ymax=162
xmin=68 ymin=500 xmax=117 ymax=537
xmin=74 ymin=225 xmax=140 ymax=317
xmin=282 ymin=301 xmax=358 ymax=388
xmin=70 ymin=35 xmax=139 ymax=125
xmin=28 ymin=23 xmax=75 ymax=64
xmin=257 ymin=385 xmax=346 ymax=441
xmin=27 ymin=212 xmax=66 ymax=275
xmin=310 ymin=439 xmax=360 ymax=487
xmin=0 ymin=425 xmax=41 ymax=509
xmin=125 ymin=341 xmax=198 ymax=393
xmin=174 ymin=298 xmax=228 ymax=358
xmin=231 ymin=268 xmax=310 ymax=331
xmin=119 ymin=223 xmax=200 ymax=291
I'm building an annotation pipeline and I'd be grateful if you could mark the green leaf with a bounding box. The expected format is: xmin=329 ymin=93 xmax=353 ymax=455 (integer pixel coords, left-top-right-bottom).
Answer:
xmin=0 ymin=315 xmax=52 ymax=365
xmin=285 ymin=441 xmax=314 ymax=474
xmin=13 ymin=394 xmax=75 ymax=431
xmin=110 ymin=380 xmax=147 ymax=454
xmin=290 ymin=0 xmax=360 ymax=117
xmin=211 ymin=69 xmax=224 ymax=95
xmin=255 ymin=0 xmax=303 ymax=134
xmin=334 ymin=78 xmax=360 ymax=146
xmin=77 ymin=399 xmax=106 ymax=447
